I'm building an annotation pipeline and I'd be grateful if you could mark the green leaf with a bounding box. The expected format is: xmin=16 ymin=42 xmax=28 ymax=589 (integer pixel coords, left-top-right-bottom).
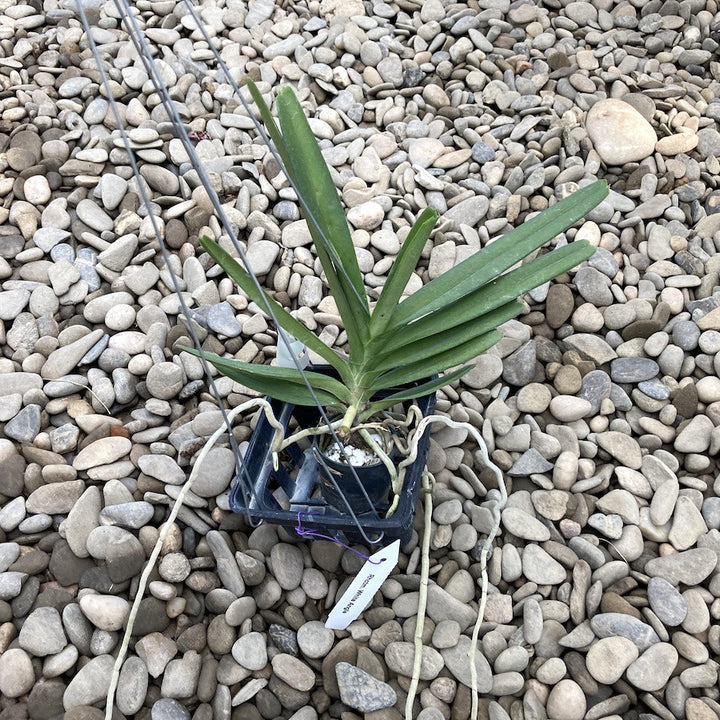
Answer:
xmin=275 ymin=87 xmax=370 ymax=357
xmin=247 ymin=81 xmax=370 ymax=358
xmin=179 ymin=347 xmax=352 ymax=407
xmin=275 ymin=88 xmax=365 ymax=302
xmin=198 ymin=235 xmax=350 ymax=379
xmin=391 ymin=180 xmax=608 ymax=327
xmin=369 ymin=330 xmax=503 ymax=390
xmin=246 ymin=80 xmax=289 ymax=167
xmin=371 ymin=300 xmax=523 ymax=373
xmin=362 ymin=365 xmax=472 ymax=417
xmin=376 ymin=239 xmax=595 ymax=355
xmin=369 ymin=207 xmax=439 ymax=337
xmin=377 ymin=299 xmax=522 ymax=357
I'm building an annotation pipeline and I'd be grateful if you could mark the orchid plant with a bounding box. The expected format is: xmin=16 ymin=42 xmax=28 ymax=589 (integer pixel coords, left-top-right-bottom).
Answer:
xmin=183 ymin=80 xmax=608 ymax=436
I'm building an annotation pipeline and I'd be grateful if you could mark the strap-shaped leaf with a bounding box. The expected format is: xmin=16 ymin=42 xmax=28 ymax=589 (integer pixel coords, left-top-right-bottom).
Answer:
xmin=377 ymin=240 xmax=595 ymax=354
xmin=390 ymin=180 xmax=608 ymax=328
xmin=198 ymin=235 xmax=349 ymax=379
xmin=248 ymin=81 xmax=370 ymax=358
xmin=369 ymin=330 xmax=503 ymax=390
xmin=276 ymin=88 xmax=366 ymax=303
xmin=369 ymin=300 xmax=523 ymax=375
xmin=246 ymin=80 xmax=289 ymax=168
xmin=275 ymin=87 xmax=370 ymax=357
xmin=362 ymin=365 xmax=472 ymax=417
xmin=369 ymin=207 xmax=439 ymax=337
xmin=179 ymin=348 xmax=352 ymax=406
xmin=375 ymin=300 xmax=523 ymax=360
xmin=304 ymin=220 xmax=371 ymax=359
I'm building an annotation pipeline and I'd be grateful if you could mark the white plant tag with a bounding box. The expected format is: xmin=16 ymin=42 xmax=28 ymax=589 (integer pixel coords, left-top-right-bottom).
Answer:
xmin=325 ymin=540 xmax=400 ymax=630
xmin=276 ymin=334 xmax=309 ymax=369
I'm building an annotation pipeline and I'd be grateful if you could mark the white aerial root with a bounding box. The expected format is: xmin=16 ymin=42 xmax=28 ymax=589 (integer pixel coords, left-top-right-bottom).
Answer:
xmin=104 ymin=398 xmax=283 ymax=720
xmin=400 ymin=415 xmax=508 ymax=720
xmin=106 ymin=401 xmax=506 ymax=720
xmin=405 ymin=470 xmax=434 ymax=720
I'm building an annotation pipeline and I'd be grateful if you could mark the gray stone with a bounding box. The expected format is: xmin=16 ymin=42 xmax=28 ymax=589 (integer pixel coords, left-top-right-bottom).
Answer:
xmin=26 ymin=480 xmax=85 ymax=514
xmin=4 ymin=500 xmax=31 ymax=533
xmin=586 ymin=99 xmax=656 ymax=164
xmin=106 ymin=531 xmax=146 ymax=582
xmin=336 ymin=662 xmax=397 ymax=712
xmin=74 ymin=437 xmax=131 ymax=470
xmin=271 ymin=653 xmax=315 ymax=691
xmin=19 ymin=606 xmax=66 ymax=656
xmin=441 ymin=635 xmax=493 ymax=691
xmin=192 ymin=446 xmax=235 ymax=496
xmin=626 ymin=643 xmax=678 ymax=691
xmin=587 ymin=513 xmax=623 ymax=539
xmin=232 ymin=631 xmax=267 ymax=671
xmin=146 ymin=362 xmax=185 ymax=399
xmin=502 ymin=507 xmax=550 ymax=541
xmin=502 ymin=340 xmax=536 ymax=386
xmin=0 ymin=290 xmax=30 ymax=320
xmin=426 ymin=583 xmax=479 ymax=629
xmin=268 ymin=624 xmax=298 ymax=656
xmin=595 ymin=433 xmax=642 ymax=470
xmin=151 ymin=698 xmax=191 ymax=720
xmin=63 ymin=654 xmax=115 ymax=708
xmin=509 ymin=449 xmax=555 ymax=476
xmin=4 ymin=404 xmax=41 ymax=442
xmin=76 ymin=199 xmax=114 ymax=232
xmin=585 ymin=636 xmax=638 ymax=684
xmin=669 ymin=495 xmax=708 ymax=551
xmin=562 ymin=333 xmax=617 ymax=364
xmin=205 ymin=530 xmax=245 ymax=597
xmin=574 ymin=266 xmax=613 ymax=306
xmin=41 ymin=329 xmax=105 ymax=379
xmin=100 ymin=501 xmax=154 ymax=529
xmin=590 ymin=613 xmax=660 ymax=651
xmin=63 ymin=485 xmax=101 ymax=558
xmin=471 ymin=141 xmax=496 ymax=162
xmin=98 ymin=234 xmax=138 ymax=272
xmin=161 ymin=650 xmax=202 ymax=699
xmin=270 ymin=543 xmax=304 ymax=591
xmin=295 ymin=621 xmax=333 ymax=659
xmin=207 ymin=302 xmax=243 ymax=337
xmin=135 ymin=632 xmax=178 ymax=678
xmin=644 ymin=548 xmax=717 ymax=585
xmin=138 ymin=453 xmax=186 ymax=485
xmin=79 ymin=594 xmax=131 ymax=631
xmin=578 ymin=370 xmax=612 ymax=414
xmin=610 ymin=357 xmax=659 ymax=383
xmin=0 ymin=648 xmax=35 ymax=698
xmin=117 ymin=656 xmax=149 ymax=715
xmin=0 ymin=571 xmax=26 ymax=600
xmin=675 ymin=415 xmax=714 ymax=453
xmin=522 ymin=544 xmax=567 ymax=584
xmin=385 ymin=641 xmax=443 ymax=680
xmin=702 ymin=497 xmax=720 ymax=530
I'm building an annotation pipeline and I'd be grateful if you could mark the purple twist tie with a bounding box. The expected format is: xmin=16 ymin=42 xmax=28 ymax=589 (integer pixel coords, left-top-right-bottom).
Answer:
xmin=295 ymin=511 xmax=384 ymax=564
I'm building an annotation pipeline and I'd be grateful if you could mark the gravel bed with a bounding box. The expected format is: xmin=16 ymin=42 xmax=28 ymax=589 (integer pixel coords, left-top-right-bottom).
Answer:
xmin=2 ymin=0 xmax=720 ymax=719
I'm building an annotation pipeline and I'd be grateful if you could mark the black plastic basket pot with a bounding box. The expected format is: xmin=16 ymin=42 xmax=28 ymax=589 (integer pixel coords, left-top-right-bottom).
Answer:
xmin=229 ymin=366 xmax=436 ymax=545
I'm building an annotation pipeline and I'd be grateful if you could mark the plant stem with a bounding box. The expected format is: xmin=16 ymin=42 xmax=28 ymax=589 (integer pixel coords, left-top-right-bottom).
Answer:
xmin=338 ymin=403 xmax=359 ymax=435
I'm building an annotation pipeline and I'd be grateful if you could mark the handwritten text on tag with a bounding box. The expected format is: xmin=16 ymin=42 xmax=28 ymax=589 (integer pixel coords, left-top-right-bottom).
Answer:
xmin=325 ymin=540 xmax=400 ymax=630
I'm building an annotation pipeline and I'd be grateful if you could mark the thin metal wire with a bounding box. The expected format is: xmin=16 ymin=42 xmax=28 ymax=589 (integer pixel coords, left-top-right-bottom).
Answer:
xmin=177 ymin=0 xmax=370 ymax=314
xmin=174 ymin=0 xmax=385 ymax=521
xmin=73 ymin=0 xmax=259 ymax=517
xmin=79 ymin=0 xmax=386 ymax=541
xmin=110 ymin=0 xmax=384 ymax=542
